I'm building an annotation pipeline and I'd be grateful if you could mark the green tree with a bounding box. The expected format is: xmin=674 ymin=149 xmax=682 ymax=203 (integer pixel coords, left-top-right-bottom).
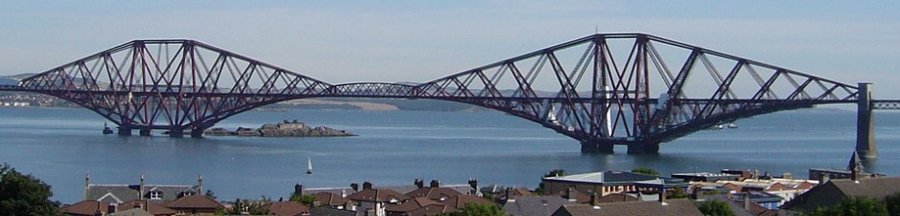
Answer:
xmin=544 ymin=169 xmax=566 ymax=178
xmin=631 ymin=167 xmax=659 ymax=176
xmin=698 ymin=200 xmax=735 ymax=216
xmin=886 ymin=192 xmax=900 ymax=216
xmin=440 ymin=203 xmax=503 ymax=216
xmin=669 ymin=187 xmax=688 ymax=199
xmin=289 ymin=194 xmax=317 ymax=206
xmin=805 ymin=196 xmax=887 ymax=216
xmin=227 ymin=197 xmax=271 ymax=215
xmin=0 ymin=163 xmax=61 ymax=215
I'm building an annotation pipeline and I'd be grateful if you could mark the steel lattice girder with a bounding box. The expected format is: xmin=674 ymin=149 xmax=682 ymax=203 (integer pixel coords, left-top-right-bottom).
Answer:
xmin=16 ymin=34 xmax=860 ymax=145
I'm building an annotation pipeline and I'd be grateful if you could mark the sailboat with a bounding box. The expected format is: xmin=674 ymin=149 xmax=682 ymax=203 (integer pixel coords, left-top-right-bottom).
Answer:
xmin=306 ymin=156 xmax=313 ymax=175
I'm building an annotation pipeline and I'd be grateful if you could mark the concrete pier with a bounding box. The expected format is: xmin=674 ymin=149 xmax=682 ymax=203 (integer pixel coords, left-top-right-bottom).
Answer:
xmin=190 ymin=129 xmax=204 ymax=138
xmin=168 ymin=129 xmax=184 ymax=138
xmin=580 ymin=141 xmax=614 ymax=154
xmin=856 ymin=83 xmax=877 ymax=159
xmin=627 ymin=142 xmax=660 ymax=154
xmin=117 ymin=127 xmax=131 ymax=136
xmin=139 ymin=129 xmax=151 ymax=136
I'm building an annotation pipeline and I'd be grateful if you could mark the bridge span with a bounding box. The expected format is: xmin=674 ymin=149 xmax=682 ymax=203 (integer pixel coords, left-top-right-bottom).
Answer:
xmin=0 ymin=33 xmax=894 ymax=157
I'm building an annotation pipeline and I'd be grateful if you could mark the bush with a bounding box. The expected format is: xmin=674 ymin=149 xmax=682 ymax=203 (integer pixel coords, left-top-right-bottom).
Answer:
xmin=698 ymin=200 xmax=734 ymax=216
xmin=805 ymin=196 xmax=887 ymax=216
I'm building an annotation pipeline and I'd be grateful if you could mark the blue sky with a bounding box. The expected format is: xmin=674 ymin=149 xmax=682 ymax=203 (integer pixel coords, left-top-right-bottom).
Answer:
xmin=1 ymin=1 xmax=899 ymax=96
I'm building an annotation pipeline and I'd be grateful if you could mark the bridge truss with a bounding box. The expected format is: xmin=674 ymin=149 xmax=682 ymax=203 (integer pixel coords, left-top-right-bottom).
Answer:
xmin=8 ymin=34 xmax=864 ymax=153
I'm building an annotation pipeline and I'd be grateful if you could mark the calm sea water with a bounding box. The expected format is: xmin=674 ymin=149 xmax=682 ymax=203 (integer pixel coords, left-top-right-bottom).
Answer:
xmin=0 ymin=106 xmax=898 ymax=203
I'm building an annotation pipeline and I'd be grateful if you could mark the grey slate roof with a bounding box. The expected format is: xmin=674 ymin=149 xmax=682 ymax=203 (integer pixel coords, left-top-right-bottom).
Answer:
xmin=551 ymin=199 xmax=703 ymax=216
xmin=87 ymin=184 xmax=199 ymax=203
xmin=302 ymin=184 xmax=475 ymax=198
xmin=544 ymin=171 xmax=686 ymax=186
xmin=503 ymin=195 xmax=573 ymax=216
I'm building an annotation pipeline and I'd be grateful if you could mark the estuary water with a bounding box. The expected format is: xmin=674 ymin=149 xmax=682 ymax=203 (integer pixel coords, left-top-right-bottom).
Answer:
xmin=0 ymin=106 xmax=898 ymax=203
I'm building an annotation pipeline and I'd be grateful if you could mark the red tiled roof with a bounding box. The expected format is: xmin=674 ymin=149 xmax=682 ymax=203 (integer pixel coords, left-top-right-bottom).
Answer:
xmin=313 ymin=192 xmax=349 ymax=206
xmin=405 ymin=187 xmax=463 ymax=201
xmin=439 ymin=194 xmax=493 ymax=210
xmin=268 ymin=201 xmax=310 ymax=216
xmin=407 ymin=203 xmax=452 ymax=216
xmin=118 ymin=200 xmax=177 ymax=215
xmin=347 ymin=188 xmax=406 ymax=202
xmin=165 ymin=195 xmax=223 ymax=209
xmin=61 ymin=200 xmax=104 ymax=216
xmin=386 ymin=197 xmax=439 ymax=213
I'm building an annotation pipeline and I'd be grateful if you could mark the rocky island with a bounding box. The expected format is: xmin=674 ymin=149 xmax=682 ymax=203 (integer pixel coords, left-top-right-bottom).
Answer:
xmin=204 ymin=120 xmax=354 ymax=137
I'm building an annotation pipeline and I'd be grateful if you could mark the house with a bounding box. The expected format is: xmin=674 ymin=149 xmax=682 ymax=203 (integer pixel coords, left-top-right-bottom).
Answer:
xmin=308 ymin=206 xmax=355 ymax=216
xmin=61 ymin=199 xmax=178 ymax=216
xmin=386 ymin=197 xmax=439 ymax=216
xmin=404 ymin=180 xmax=463 ymax=202
xmin=780 ymin=176 xmax=900 ymax=212
xmin=84 ymin=174 xmax=203 ymax=204
xmin=165 ymin=195 xmax=224 ymax=215
xmin=731 ymin=191 xmax=784 ymax=210
xmin=346 ymin=182 xmax=406 ymax=216
xmin=541 ymin=171 xmax=688 ymax=197
xmin=503 ymin=196 xmax=572 ymax=216
xmin=551 ymin=199 xmax=703 ymax=216
xmin=268 ymin=201 xmax=310 ymax=216
xmin=314 ymin=191 xmax=352 ymax=209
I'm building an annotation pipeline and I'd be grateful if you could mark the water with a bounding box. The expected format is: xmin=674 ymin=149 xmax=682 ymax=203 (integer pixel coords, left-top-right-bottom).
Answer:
xmin=0 ymin=106 xmax=898 ymax=203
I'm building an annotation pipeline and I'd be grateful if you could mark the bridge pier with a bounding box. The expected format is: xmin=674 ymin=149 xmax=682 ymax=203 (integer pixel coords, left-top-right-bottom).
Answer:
xmin=117 ymin=127 xmax=132 ymax=136
xmin=190 ymin=129 xmax=204 ymax=138
xmin=856 ymin=83 xmax=877 ymax=159
xmin=580 ymin=141 xmax=614 ymax=154
xmin=139 ymin=129 xmax=151 ymax=136
xmin=168 ymin=129 xmax=184 ymax=138
xmin=627 ymin=142 xmax=660 ymax=154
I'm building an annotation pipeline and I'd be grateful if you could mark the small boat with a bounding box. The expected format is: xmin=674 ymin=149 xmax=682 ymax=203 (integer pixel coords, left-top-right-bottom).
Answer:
xmin=102 ymin=123 xmax=113 ymax=135
xmin=306 ymin=156 xmax=313 ymax=175
xmin=727 ymin=123 xmax=737 ymax=129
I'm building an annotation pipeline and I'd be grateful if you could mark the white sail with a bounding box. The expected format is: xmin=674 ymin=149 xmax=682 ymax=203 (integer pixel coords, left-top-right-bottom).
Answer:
xmin=306 ymin=156 xmax=313 ymax=174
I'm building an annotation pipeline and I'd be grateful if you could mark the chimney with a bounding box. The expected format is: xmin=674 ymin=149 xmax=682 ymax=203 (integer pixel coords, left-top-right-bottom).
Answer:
xmin=566 ymin=187 xmax=577 ymax=202
xmin=341 ymin=189 xmax=347 ymax=198
xmin=414 ymin=179 xmax=424 ymax=189
xmin=468 ymin=178 xmax=478 ymax=195
xmin=351 ymin=183 xmax=359 ymax=192
xmin=294 ymin=183 xmax=303 ymax=196
xmin=658 ymin=186 xmax=666 ymax=204
xmin=849 ymin=150 xmax=863 ymax=182
xmin=820 ymin=174 xmax=830 ymax=185
xmin=84 ymin=171 xmax=90 ymax=200
xmin=590 ymin=192 xmax=599 ymax=206
xmin=743 ymin=192 xmax=752 ymax=210
xmin=363 ymin=181 xmax=373 ymax=190
xmin=139 ymin=174 xmax=145 ymax=200
xmin=197 ymin=175 xmax=203 ymax=196
xmin=505 ymin=188 xmax=515 ymax=203
xmin=430 ymin=180 xmax=440 ymax=188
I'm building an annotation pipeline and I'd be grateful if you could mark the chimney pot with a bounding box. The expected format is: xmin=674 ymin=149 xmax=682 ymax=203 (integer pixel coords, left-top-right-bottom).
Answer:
xmin=294 ymin=183 xmax=303 ymax=196
xmin=414 ymin=179 xmax=424 ymax=189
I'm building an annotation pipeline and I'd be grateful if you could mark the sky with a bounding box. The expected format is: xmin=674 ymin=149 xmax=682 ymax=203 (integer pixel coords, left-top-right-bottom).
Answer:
xmin=1 ymin=1 xmax=900 ymax=97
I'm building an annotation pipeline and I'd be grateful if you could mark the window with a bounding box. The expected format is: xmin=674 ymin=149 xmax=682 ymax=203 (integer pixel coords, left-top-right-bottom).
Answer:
xmin=150 ymin=191 xmax=163 ymax=200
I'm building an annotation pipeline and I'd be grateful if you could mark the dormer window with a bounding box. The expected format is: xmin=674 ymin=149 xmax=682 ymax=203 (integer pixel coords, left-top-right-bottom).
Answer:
xmin=150 ymin=191 xmax=163 ymax=200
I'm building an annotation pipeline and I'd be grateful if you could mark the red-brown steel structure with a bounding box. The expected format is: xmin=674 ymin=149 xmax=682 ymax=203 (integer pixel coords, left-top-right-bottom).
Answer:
xmin=1 ymin=33 xmax=880 ymax=153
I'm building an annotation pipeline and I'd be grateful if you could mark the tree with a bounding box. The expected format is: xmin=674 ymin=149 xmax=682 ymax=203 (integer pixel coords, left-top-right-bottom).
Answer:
xmin=544 ymin=169 xmax=566 ymax=178
xmin=205 ymin=189 xmax=217 ymax=199
xmin=631 ymin=167 xmax=659 ymax=176
xmin=227 ymin=197 xmax=271 ymax=215
xmin=289 ymin=194 xmax=317 ymax=206
xmin=886 ymin=192 xmax=900 ymax=216
xmin=440 ymin=203 xmax=503 ymax=216
xmin=804 ymin=196 xmax=887 ymax=216
xmin=698 ymin=200 xmax=735 ymax=216
xmin=0 ymin=163 xmax=60 ymax=215
xmin=669 ymin=187 xmax=688 ymax=199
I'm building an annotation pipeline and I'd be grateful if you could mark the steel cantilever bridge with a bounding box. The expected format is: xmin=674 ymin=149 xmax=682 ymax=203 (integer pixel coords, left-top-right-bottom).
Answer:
xmin=2 ymin=33 xmax=895 ymax=156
